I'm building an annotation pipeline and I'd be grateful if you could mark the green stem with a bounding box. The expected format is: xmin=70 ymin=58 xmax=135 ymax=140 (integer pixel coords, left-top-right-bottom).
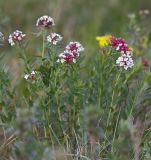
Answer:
xmin=43 ymin=108 xmax=50 ymax=138
xmin=111 ymin=105 xmax=122 ymax=153
xmin=98 ymin=56 xmax=103 ymax=107
xmin=42 ymin=33 xmax=45 ymax=58
xmin=105 ymin=69 xmax=122 ymax=136
xmin=44 ymin=126 xmax=47 ymax=138
xmin=17 ymin=43 xmax=30 ymax=71
xmin=128 ymin=80 xmax=145 ymax=117
xmin=105 ymin=107 xmax=112 ymax=135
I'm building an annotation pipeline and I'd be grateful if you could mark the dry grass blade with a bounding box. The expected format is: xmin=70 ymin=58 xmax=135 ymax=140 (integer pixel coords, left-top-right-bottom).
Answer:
xmin=0 ymin=130 xmax=17 ymax=160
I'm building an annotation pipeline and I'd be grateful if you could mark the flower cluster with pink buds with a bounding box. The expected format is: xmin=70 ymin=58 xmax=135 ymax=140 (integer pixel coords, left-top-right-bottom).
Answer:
xmin=110 ymin=37 xmax=132 ymax=54
xmin=116 ymin=54 xmax=134 ymax=70
xmin=57 ymin=42 xmax=84 ymax=64
xmin=65 ymin=42 xmax=84 ymax=53
xmin=96 ymin=35 xmax=134 ymax=70
xmin=110 ymin=37 xmax=134 ymax=70
xmin=24 ymin=71 xmax=37 ymax=80
xmin=36 ymin=15 xmax=55 ymax=28
xmin=8 ymin=30 xmax=26 ymax=46
xmin=47 ymin=33 xmax=62 ymax=45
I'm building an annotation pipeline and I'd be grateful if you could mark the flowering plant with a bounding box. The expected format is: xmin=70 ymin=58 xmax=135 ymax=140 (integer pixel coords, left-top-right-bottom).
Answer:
xmin=0 ymin=12 xmax=151 ymax=160
xmin=96 ymin=35 xmax=134 ymax=70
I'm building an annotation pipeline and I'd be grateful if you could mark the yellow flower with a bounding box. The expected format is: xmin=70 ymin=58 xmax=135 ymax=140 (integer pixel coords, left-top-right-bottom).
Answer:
xmin=96 ymin=35 xmax=112 ymax=48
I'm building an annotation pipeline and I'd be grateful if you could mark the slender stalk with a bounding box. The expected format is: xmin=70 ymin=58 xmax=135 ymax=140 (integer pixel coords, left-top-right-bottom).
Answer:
xmin=105 ymin=107 xmax=112 ymax=132
xmin=44 ymin=126 xmax=47 ymax=138
xmin=42 ymin=32 xmax=45 ymax=58
xmin=17 ymin=42 xmax=32 ymax=74
xmin=105 ymin=69 xmax=122 ymax=137
xmin=49 ymin=124 xmax=61 ymax=146
xmin=98 ymin=55 xmax=103 ymax=107
xmin=128 ymin=81 xmax=145 ymax=117
xmin=60 ymin=153 xmax=91 ymax=160
xmin=111 ymin=105 xmax=122 ymax=153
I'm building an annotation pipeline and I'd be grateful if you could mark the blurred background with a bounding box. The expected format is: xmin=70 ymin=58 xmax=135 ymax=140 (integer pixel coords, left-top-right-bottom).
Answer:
xmin=0 ymin=0 xmax=151 ymax=38
xmin=0 ymin=0 xmax=151 ymax=77
xmin=0 ymin=0 xmax=151 ymax=46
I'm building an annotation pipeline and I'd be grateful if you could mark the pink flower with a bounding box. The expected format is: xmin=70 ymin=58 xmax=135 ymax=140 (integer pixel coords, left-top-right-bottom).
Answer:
xmin=57 ymin=51 xmax=79 ymax=64
xmin=116 ymin=44 xmax=130 ymax=53
xmin=110 ymin=37 xmax=126 ymax=47
xmin=65 ymin=42 xmax=84 ymax=53
xmin=110 ymin=37 xmax=131 ymax=54
xmin=47 ymin=33 xmax=62 ymax=45
xmin=57 ymin=41 xmax=84 ymax=64
xmin=36 ymin=15 xmax=55 ymax=28
xmin=8 ymin=30 xmax=26 ymax=46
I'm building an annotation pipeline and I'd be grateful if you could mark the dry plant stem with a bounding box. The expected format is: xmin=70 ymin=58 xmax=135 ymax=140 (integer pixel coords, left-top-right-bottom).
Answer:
xmin=49 ymin=124 xmax=61 ymax=146
xmin=56 ymin=153 xmax=91 ymax=160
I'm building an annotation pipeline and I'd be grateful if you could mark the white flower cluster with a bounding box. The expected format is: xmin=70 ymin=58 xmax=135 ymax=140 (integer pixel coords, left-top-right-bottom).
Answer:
xmin=24 ymin=71 xmax=36 ymax=80
xmin=109 ymin=37 xmax=134 ymax=70
xmin=57 ymin=42 xmax=84 ymax=64
xmin=57 ymin=51 xmax=78 ymax=64
xmin=66 ymin=42 xmax=84 ymax=53
xmin=8 ymin=30 xmax=26 ymax=46
xmin=47 ymin=33 xmax=62 ymax=45
xmin=36 ymin=15 xmax=55 ymax=28
xmin=116 ymin=53 xmax=134 ymax=70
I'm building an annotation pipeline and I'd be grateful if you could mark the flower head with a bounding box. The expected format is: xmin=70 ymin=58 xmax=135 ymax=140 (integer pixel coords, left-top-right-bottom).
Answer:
xmin=116 ymin=44 xmax=130 ymax=53
xmin=110 ymin=37 xmax=132 ymax=54
xmin=96 ymin=35 xmax=112 ymax=47
xmin=24 ymin=71 xmax=37 ymax=80
xmin=96 ymin=34 xmax=134 ymax=70
xmin=8 ymin=30 xmax=26 ymax=46
xmin=36 ymin=15 xmax=55 ymax=28
xmin=65 ymin=42 xmax=84 ymax=53
xmin=139 ymin=9 xmax=150 ymax=16
xmin=47 ymin=33 xmax=62 ymax=45
xmin=57 ymin=41 xmax=84 ymax=64
xmin=116 ymin=54 xmax=134 ymax=70
xmin=31 ymin=71 xmax=37 ymax=80
xmin=24 ymin=74 xmax=30 ymax=80
xmin=110 ymin=37 xmax=125 ymax=47
xmin=57 ymin=51 xmax=78 ymax=64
